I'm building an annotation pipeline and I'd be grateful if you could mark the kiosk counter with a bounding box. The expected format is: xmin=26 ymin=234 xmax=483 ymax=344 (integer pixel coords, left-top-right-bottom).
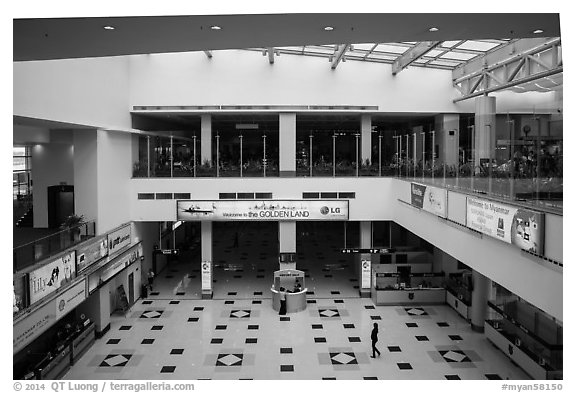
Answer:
xmin=271 ymin=269 xmax=307 ymax=314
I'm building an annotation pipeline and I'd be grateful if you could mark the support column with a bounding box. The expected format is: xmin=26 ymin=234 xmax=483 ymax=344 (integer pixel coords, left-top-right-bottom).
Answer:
xmin=201 ymin=221 xmax=213 ymax=299
xmin=278 ymin=221 xmax=296 ymax=269
xmin=360 ymin=114 xmax=372 ymax=165
xmin=474 ymin=96 xmax=496 ymax=168
xmin=358 ymin=221 xmax=372 ymax=298
xmin=434 ymin=114 xmax=460 ymax=166
xmin=279 ymin=113 xmax=296 ymax=177
xmin=471 ymin=270 xmax=490 ymax=332
xmin=201 ymin=114 xmax=212 ymax=166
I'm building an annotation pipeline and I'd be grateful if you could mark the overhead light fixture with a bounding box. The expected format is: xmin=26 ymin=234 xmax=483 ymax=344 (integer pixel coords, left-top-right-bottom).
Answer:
xmin=533 ymin=29 xmax=544 ymax=34
xmin=429 ymin=27 xmax=439 ymax=32
xmin=210 ymin=25 xmax=222 ymax=30
xmin=103 ymin=25 xmax=115 ymax=30
xmin=324 ymin=26 xmax=334 ymax=31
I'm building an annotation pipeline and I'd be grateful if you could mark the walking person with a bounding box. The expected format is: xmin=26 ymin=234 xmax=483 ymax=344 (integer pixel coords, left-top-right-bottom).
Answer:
xmin=147 ymin=268 xmax=155 ymax=292
xmin=371 ymin=322 xmax=381 ymax=358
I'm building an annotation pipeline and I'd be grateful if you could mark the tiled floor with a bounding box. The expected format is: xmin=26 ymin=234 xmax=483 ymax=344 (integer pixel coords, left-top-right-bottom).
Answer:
xmin=64 ymin=223 xmax=529 ymax=380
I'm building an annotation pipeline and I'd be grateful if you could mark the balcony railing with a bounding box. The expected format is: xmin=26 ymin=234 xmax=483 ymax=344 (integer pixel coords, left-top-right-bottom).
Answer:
xmin=13 ymin=220 xmax=96 ymax=273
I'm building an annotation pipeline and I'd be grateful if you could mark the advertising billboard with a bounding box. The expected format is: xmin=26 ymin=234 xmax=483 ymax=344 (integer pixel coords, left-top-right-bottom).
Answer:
xmin=466 ymin=197 xmax=544 ymax=254
xmin=177 ymin=200 xmax=349 ymax=221
xmin=107 ymin=225 xmax=131 ymax=256
xmin=410 ymin=182 xmax=447 ymax=218
xmin=76 ymin=235 xmax=109 ymax=273
xmin=29 ymin=250 xmax=76 ymax=305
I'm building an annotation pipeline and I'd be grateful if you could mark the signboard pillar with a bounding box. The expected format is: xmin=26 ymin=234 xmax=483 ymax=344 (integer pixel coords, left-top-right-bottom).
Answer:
xmin=358 ymin=221 xmax=372 ymax=297
xmin=279 ymin=113 xmax=296 ymax=177
xmin=471 ymin=270 xmax=490 ymax=332
xmin=201 ymin=114 xmax=212 ymax=165
xmin=474 ymin=96 xmax=496 ymax=168
xmin=361 ymin=114 xmax=372 ymax=165
xmin=279 ymin=221 xmax=296 ymax=269
xmin=201 ymin=221 xmax=213 ymax=298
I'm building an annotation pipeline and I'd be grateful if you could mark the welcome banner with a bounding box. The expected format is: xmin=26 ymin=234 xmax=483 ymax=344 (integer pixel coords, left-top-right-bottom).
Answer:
xmin=466 ymin=197 xmax=544 ymax=254
xmin=177 ymin=200 xmax=349 ymax=221
xmin=410 ymin=183 xmax=447 ymax=218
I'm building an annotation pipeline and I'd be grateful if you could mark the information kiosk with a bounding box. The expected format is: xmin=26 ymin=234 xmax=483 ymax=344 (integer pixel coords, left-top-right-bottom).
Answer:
xmin=271 ymin=269 xmax=306 ymax=313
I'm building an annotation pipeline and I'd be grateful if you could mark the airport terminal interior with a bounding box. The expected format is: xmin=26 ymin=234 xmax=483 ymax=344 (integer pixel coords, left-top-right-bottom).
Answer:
xmin=13 ymin=12 xmax=563 ymax=381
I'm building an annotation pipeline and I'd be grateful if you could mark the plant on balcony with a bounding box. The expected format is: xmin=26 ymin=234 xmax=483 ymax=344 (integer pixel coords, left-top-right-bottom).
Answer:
xmin=60 ymin=214 xmax=85 ymax=242
xmin=197 ymin=159 xmax=216 ymax=177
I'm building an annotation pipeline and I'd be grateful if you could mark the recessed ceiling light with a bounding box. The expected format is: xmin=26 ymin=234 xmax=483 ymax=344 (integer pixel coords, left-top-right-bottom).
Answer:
xmin=103 ymin=25 xmax=115 ymax=30
xmin=429 ymin=27 xmax=439 ymax=32
xmin=324 ymin=26 xmax=334 ymax=31
xmin=210 ymin=25 xmax=222 ymax=30
xmin=533 ymin=29 xmax=544 ymax=34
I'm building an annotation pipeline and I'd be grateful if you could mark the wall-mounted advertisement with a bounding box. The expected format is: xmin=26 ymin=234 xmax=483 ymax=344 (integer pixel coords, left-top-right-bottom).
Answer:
xmin=107 ymin=225 xmax=131 ymax=256
xmin=466 ymin=197 xmax=544 ymax=254
xmin=13 ymin=297 xmax=55 ymax=354
xmin=410 ymin=183 xmax=447 ymax=218
xmin=55 ymin=278 xmax=86 ymax=319
xmin=361 ymin=257 xmax=372 ymax=290
xmin=29 ymin=250 xmax=76 ymax=305
xmin=76 ymin=235 xmax=109 ymax=273
xmin=177 ymin=200 xmax=349 ymax=221
xmin=88 ymin=243 xmax=142 ymax=294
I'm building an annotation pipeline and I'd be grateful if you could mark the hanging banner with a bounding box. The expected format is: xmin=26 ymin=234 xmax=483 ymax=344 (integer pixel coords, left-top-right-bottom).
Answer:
xmin=201 ymin=261 xmax=212 ymax=291
xmin=410 ymin=182 xmax=447 ymax=218
xmin=76 ymin=235 xmax=109 ymax=273
xmin=29 ymin=250 xmax=76 ymax=305
xmin=361 ymin=257 xmax=372 ymax=289
xmin=466 ymin=197 xmax=544 ymax=254
xmin=107 ymin=225 xmax=131 ymax=256
xmin=55 ymin=278 xmax=86 ymax=320
xmin=177 ymin=200 xmax=349 ymax=221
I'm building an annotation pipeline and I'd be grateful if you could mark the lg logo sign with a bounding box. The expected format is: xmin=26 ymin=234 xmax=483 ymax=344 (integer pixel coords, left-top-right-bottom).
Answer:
xmin=320 ymin=206 xmax=341 ymax=215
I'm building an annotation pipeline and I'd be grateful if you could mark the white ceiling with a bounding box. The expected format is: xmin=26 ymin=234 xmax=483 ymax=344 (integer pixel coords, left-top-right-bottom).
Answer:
xmin=14 ymin=13 xmax=561 ymax=61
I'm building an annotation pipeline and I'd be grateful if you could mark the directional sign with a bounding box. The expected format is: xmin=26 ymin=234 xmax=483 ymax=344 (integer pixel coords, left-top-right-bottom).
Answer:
xmin=340 ymin=248 xmax=396 ymax=254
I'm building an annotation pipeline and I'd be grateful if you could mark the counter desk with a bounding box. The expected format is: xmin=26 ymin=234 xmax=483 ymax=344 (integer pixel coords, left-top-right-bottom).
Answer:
xmin=271 ymin=287 xmax=307 ymax=313
xmin=372 ymin=287 xmax=446 ymax=306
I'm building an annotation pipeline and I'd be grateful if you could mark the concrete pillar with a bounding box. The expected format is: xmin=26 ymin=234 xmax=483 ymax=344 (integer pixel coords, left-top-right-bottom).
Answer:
xmin=474 ymin=96 xmax=496 ymax=168
xmin=278 ymin=221 xmax=297 ymax=269
xmin=31 ymin=142 xmax=74 ymax=228
xmin=74 ymin=130 xmax=98 ymax=228
xmin=201 ymin=114 xmax=212 ymax=165
xmin=360 ymin=114 xmax=372 ymax=165
xmin=201 ymin=221 xmax=213 ymax=298
xmin=358 ymin=221 xmax=372 ymax=297
xmin=471 ymin=270 xmax=490 ymax=332
xmin=279 ymin=113 xmax=296 ymax=177
xmin=434 ymin=114 xmax=460 ymax=166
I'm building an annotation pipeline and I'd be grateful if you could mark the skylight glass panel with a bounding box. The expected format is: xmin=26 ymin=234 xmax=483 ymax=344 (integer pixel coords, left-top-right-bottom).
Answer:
xmin=425 ymin=49 xmax=445 ymax=57
xmin=441 ymin=40 xmax=460 ymax=48
xmin=439 ymin=51 xmax=478 ymax=61
xmin=375 ymin=44 xmax=409 ymax=54
xmin=456 ymin=40 xmax=501 ymax=51
xmin=368 ymin=53 xmax=398 ymax=61
xmin=352 ymin=43 xmax=377 ymax=51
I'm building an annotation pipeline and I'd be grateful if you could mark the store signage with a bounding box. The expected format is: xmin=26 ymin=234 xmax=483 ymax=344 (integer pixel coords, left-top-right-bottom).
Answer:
xmin=466 ymin=197 xmax=544 ymax=254
xmin=76 ymin=236 xmax=109 ymax=273
xmin=29 ymin=250 xmax=76 ymax=305
xmin=341 ymin=248 xmax=396 ymax=254
xmin=410 ymin=183 xmax=447 ymax=218
xmin=107 ymin=225 xmax=131 ymax=256
xmin=55 ymin=279 xmax=86 ymax=320
xmin=88 ymin=243 xmax=142 ymax=294
xmin=201 ymin=261 xmax=212 ymax=290
xmin=13 ymin=298 xmax=56 ymax=354
xmin=177 ymin=200 xmax=349 ymax=221
xmin=361 ymin=258 xmax=371 ymax=289
xmin=160 ymin=249 xmax=179 ymax=255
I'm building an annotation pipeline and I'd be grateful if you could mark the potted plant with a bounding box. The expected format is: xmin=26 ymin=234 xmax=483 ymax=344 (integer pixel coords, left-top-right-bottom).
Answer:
xmin=61 ymin=214 xmax=85 ymax=243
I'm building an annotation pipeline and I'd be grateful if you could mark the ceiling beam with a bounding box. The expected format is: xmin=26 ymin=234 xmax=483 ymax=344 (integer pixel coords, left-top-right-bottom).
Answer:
xmin=267 ymin=47 xmax=275 ymax=64
xmin=203 ymin=50 xmax=213 ymax=58
xmin=392 ymin=41 xmax=441 ymax=75
xmin=331 ymin=44 xmax=350 ymax=69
